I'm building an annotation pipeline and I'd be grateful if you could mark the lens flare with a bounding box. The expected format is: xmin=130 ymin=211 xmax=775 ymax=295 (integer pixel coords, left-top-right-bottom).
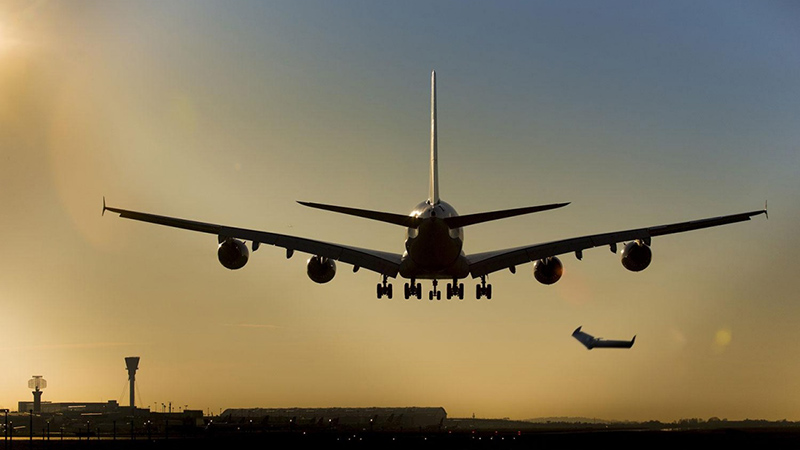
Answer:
xmin=713 ymin=328 xmax=732 ymax=353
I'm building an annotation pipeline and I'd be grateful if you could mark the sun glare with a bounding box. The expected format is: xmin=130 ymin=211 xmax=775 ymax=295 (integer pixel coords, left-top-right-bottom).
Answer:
xmin=0 ymin=23 xmax=18 ymax=55
xmin=0 ymin=18 xmax=32 ymax=56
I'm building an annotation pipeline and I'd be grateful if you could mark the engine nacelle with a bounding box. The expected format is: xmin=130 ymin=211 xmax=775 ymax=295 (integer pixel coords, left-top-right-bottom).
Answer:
xmin=217 ymin=238 xmax=249 ymax=270
xmin=533 ymin=256 xmax=563 ymax=285
xmin=307 ymin=255 xmax=336 ymax=284
xmin=620 ymin=241 xmax=652 ymax=272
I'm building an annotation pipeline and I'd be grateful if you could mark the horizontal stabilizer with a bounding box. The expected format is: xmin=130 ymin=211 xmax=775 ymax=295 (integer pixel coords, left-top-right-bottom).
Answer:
xmin=298 ymin=201 xmax=422 ymax=228
xmin=443 ymin=202 xmax=569 ymax=229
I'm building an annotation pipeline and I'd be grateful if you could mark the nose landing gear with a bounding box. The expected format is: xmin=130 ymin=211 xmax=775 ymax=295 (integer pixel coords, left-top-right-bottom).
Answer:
xmin=428 ymin=279 xmax=441 ymax=300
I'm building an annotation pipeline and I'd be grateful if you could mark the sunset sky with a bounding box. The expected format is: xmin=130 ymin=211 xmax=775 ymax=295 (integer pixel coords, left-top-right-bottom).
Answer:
xmin=1 ymin=1 xmax=799 ymax=421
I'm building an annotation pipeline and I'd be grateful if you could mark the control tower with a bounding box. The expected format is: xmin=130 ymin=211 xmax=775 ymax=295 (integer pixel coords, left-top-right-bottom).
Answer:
xmin=28 ymin=376 xmax=47 ymax=413
xmin=125 ymin=357 xmax=140 ymax=414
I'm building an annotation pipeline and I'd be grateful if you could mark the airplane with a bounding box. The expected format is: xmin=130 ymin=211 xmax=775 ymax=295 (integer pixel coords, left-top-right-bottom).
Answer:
xmin=572 ymin=326 xmax=636 ymax=350
xmin=103 ymin=71 xmax=767 ymax=301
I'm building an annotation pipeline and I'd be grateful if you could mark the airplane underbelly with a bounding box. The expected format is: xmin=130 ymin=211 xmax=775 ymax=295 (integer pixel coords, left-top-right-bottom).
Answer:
xmin=399 ymin=254 xmax=469 ymax=279
xmin=408 ymin=220 xmax=460 ymax=266
xmin=401 ymin=219 xmax=466 ymax=278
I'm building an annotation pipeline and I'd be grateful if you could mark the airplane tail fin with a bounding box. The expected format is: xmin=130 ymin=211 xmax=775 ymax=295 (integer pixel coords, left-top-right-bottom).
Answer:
xmin=429 ymin=70 xmax=439 ymax=205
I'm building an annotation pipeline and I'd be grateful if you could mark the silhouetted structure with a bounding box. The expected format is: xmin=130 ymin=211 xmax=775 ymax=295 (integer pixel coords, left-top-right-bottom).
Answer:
xmin=17 ymin=400 xmax=120 ymax=414
xmin=28 ymin=376 xmax=46 ymax=413
xmin=125 ymin=357 xmax=140 ymax=414
xmin=220 ymin=407 xmax=447 ymax=431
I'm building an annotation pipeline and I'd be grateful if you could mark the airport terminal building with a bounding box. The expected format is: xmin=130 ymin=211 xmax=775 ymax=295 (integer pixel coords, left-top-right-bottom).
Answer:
xmin=220 ymin=407 xmax=447 ymax=431
xmin=17 ymin=400 xmax=125 ymax=415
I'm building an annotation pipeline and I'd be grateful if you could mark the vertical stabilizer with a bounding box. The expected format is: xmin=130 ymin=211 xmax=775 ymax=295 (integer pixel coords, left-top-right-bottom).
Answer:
xmin=429 ymin=70 xmax=439 ymax=205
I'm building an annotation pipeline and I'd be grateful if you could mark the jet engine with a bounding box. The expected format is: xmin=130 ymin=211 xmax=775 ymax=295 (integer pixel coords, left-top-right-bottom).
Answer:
xmin=533 ymin=256 xmax=563 ymax=285
xmin=307 ymin=255 xmax=336 ymax=284
xmin=218 ymin=238 xmax=249 ymax=270
xmin=620 ymin=241 xmax=652 ymax=272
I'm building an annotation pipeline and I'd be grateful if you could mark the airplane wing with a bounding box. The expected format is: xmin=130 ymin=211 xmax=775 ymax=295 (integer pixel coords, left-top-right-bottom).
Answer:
xmin=571 ymin=326 xmax=599 ymax=349
xmin=592 ymin=337 xmax=636 ymax=349
xmin=467 ymin=208 xmax=766 ymax=277
xmin=572 ymin=326 xmax=635 ymax=350
xmin=103 ymin=203 xmax=402 ymax=277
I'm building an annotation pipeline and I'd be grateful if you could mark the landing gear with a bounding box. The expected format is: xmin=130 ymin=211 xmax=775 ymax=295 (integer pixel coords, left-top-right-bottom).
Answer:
xmin=404 ymin=279 xmax=422 ymax=299
xmin=446 ymin=279 xmax=465 ymax=300
xmin=475 ymin=276 xmax=492 ymax=300
xmin=376 ymin=275 xmax=392 ymax=299
xmin=428 ymin=279 xmax=441 ymax=301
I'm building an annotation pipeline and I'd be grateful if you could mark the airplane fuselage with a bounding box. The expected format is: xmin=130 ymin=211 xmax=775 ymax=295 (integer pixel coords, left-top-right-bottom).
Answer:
xmin=399 ymin=200 xmax=469 ymax=279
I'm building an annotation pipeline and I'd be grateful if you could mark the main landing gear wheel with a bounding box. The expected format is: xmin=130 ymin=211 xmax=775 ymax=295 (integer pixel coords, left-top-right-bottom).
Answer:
xmin=446 ymin=280 xmax=465 ymax=300
xmin=475 ymin=276 xmax=492 ymax=300
xmin=376 ymin=275 xmax=392 ymax=299
xmin=404 ymin=280 xmax=423 ymax=300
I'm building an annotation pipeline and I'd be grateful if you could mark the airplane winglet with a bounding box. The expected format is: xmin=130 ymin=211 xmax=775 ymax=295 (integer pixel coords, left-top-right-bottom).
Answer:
xmin=102 ymin=196 xmax=107 ymax=216
xmin=764 ymin=200 xmax=768 ymax=220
